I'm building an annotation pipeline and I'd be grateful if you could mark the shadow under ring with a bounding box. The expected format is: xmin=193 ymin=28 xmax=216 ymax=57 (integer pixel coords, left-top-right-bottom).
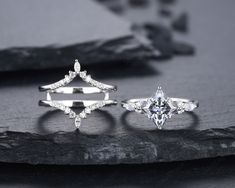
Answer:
xmin=121 ymin=111 xmax=200 ymax=131
xmin=37 ymin=109 xmax=116 ymax=134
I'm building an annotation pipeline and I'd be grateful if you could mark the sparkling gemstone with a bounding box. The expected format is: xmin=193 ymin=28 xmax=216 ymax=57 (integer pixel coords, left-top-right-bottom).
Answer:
xmin=123 ymin=103 xmax=135 ymax=111
xmin=85 ymin=75 xmax=91 ymax=82
xmin=64 ymin=107 xmax=71 ymax=114
xmin=142 ymin=87 xmax=176 ymax=128
xmin=184 ymin=103 xmax=197 ymax=111
xmin=75 ymin=116 xmax=81 ymax=128
xmin=154 ymin=86 xmax=165 ymax=100
xmin=69 ymin=71 xmax=76 ymax=78
xmin=64 ymin=107 xmax=70 ymax=114
xmin=64 ymin=75 xmax=70 ymax=82
xmin=79 ymin=71 xmax=87 ymax=78
xmin=69 ymin=111 xmax=76 ymax=118
xmin=85 ymin=108 xmax=91 ymax=114
xmin=60 ymin=105 xmax=66 ymax=111
xmin=74 ymin=60 xmax=81 ymax=73
xmin=79 ymin=111 xmax=87 ymax=118
xmin=153 ymin=114 xmax=167 ymax=129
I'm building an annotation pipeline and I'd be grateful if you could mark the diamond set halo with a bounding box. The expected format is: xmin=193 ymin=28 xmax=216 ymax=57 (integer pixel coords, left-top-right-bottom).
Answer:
xmin=121 ymin=87 xmax=199 ymax=129
xmin=39 ymin=59 xmax=117 ymax=129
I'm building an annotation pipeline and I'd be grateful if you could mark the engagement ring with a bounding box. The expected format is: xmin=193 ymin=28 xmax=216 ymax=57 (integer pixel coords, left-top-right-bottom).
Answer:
xmin=121 ymin=87 xmax=199 ymax=129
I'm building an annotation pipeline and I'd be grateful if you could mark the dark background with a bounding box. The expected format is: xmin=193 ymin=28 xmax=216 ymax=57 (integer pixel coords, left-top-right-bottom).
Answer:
xmin=1 ymin=0 xmax=235 ymax=187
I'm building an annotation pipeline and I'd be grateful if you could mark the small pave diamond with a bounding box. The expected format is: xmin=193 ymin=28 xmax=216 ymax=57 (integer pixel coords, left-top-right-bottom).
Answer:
xmin=79 ymin=71 xmax=87 ymax=78
xmin=64 ymin=107 xmax=71 ymax=114
xmin=69 ymin=71 xmax=76 ymax=78
xmin=123 ymin=103 xmax=135 ymax=111
xmin=65 ymin=75 xmax=70 ymax=82
xmin=85 ymin=75 xmax=91 ymax=82
xmin=69 ymin=111 xmax=76 ymax=118
xmin=184 ymin=102 xmax=197 ymax=111
xmin=79 ymin=111 xmax=87 ymax=118
xmin=85 ymin=108 xmax=91 ymax=114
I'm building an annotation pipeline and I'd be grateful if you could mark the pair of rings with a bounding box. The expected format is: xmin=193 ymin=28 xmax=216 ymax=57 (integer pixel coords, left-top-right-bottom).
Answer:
xmin=39 ymin=60 xmax=199 ymax=130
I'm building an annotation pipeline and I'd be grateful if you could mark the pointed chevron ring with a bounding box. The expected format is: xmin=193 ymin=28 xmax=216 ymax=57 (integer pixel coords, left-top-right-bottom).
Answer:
xmin=121 ymin=87 xmax=199 ymax=129
xmin=39 ymin=59 xmax=117 ymax=129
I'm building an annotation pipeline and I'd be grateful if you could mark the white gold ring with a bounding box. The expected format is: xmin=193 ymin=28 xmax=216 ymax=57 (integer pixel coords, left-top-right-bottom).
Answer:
xmin=121 ymin=87 xmax=199 ymax=129
xmin=39 ymin=59 xmax=117 ymax=129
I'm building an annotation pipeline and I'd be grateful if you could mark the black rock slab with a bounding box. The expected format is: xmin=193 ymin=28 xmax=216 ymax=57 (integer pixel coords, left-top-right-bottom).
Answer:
xmin=1 ymin=127 xmax=235 ymax=165
xmin=0 ymin=0 xmax=235 ymax=167
xmin=158 ymin=0 xmax=177 ymax=5
xmin=135 ymin=23 xmax=195 ymax=58
xmin=171 ymin=12 xmax=189 ymax=33
xmin=0 ymin=0 xmax=155 ymax=72
xmin=173 ymin=41 xmax=195 ymax=55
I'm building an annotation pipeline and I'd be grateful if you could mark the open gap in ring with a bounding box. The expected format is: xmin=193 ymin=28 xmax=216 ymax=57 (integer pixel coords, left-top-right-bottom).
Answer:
xmin=47 ymin=92 xmax=106 ymax=101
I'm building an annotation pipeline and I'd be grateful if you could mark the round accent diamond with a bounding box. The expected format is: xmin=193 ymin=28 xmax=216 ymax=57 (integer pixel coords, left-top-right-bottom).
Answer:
xmin=85 ymin=75 xmax=91 ymax=82
xmin=69 ymin=111 xmax=76 ymax=119
xmin=85 ymin=108 xmax=91 ymax=114
xmin=79 ymin=111 xmax=87 ymax=118
xmin=64 ymin=75 xmax=70 ymax=82
xmin=79 ymin=71 xmax=87 ymax=78
xmin=64 ymin=107 xmax=71 ymax=114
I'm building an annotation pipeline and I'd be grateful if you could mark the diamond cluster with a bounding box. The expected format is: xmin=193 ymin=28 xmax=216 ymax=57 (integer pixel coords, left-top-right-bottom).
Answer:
xmin=47 ymin=60 xmax=113 ymax=91
xmin=50 ymin=101 xmax=106 ymax=129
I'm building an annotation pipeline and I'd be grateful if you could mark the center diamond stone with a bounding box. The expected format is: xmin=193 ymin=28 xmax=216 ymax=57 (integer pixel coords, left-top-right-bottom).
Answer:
xmin=142 ymin=87 xmax=176 ymax=129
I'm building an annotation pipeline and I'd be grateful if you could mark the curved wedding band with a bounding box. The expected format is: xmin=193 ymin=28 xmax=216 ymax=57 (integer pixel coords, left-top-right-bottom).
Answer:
xmin=121 ymin=87 xmax=199 ymax=129
xmin=39 ymin=59 xmax=117 ymax=129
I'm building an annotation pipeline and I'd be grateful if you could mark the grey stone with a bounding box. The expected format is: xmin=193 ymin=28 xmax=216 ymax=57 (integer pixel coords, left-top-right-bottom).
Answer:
xmin=172 ymin=12 xmax=189 ymax=33
xmin=0 ymin=126 xmax=235 ymax=165
xmin=0 ymin=0 xmax=155 ymax=72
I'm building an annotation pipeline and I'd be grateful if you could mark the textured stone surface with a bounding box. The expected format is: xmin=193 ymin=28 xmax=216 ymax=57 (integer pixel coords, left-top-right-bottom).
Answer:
xmin=0 ymin=36 xmax=155 ymax=72
xmin=97 ymin=0 xmax=195 ymax=60
xmin=173 ymin=41 xmax=195 ymax=55
xmin=135 ymin=23 xmax=195 ymax=58
xmin=0 ymin=0 xmax=155 ymax=72
xmin=158 ymin=0 xmax=177 ymax=5
xmin=0 ymin=127 xmax=235 ymax=165
xmin=1 ymin=156 xmax=235 ymax=188
xmin=1 ymin=0 xmax=235 ymax=188
xmin=172 ymin=12 xmax=189 ymax=32
xmin=0 ymin=0 xmax=235 ymax=168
